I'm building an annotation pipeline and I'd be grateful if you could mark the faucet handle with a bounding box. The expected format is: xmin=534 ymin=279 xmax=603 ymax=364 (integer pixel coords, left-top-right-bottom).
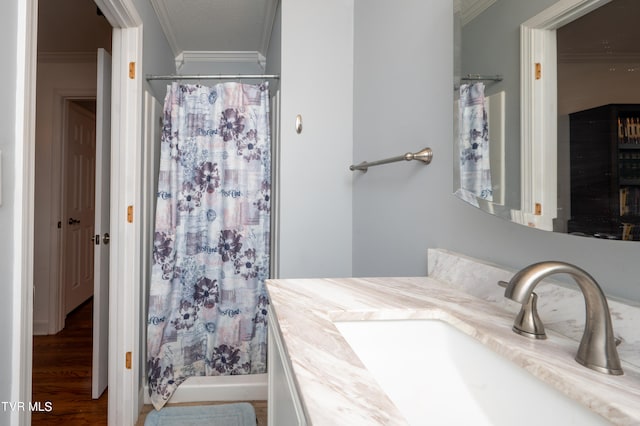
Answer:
xmin=513 ymin=292 xmax=547 ymax=339
xmin=498 ymin=281 xmax=547 ymax=339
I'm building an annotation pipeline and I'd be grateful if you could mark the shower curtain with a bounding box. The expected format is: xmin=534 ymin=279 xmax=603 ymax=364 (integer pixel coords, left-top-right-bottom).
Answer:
xmin=147 ymin=82 xmax=271 ymax=410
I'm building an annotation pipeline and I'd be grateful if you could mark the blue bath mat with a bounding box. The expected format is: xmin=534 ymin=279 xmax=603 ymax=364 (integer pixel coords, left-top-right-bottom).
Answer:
xmin=144 ymin=402 xmax=257 ymax=426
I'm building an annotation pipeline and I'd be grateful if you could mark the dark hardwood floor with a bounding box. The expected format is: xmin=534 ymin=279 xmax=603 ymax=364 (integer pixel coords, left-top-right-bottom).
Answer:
xmin=32 ymin=298 xmax=108 ymax=425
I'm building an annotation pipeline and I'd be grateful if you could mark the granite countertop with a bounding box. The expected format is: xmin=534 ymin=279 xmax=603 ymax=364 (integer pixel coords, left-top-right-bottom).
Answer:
xmin=266 ymin=273 xmax=640 ymax=425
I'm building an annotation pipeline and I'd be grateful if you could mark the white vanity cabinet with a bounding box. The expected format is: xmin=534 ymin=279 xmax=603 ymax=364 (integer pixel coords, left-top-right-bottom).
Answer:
xmin=267 ymin=306 xmax=308 ymax=425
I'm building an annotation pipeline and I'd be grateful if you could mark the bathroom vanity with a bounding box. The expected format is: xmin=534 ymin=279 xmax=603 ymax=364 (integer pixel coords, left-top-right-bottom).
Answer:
xmin=266 ymin=249 xmax=640 ymax=425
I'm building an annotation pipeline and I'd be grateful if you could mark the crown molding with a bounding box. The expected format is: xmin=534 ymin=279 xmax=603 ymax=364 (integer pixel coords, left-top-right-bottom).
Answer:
xmin=38 ymin=51 xmax=97 ymax=63
xmin=94 ymin=0 xmax=142 ymax=27
xmin=460 ymin=0 xmax=496 ymax=25
xmin=259 ymin=0 xmax=279 ymax=59
xmin=558 ymin=52 xmax=640 ymax=63
xmin=175 ymin=51 xmax=267 ymax=71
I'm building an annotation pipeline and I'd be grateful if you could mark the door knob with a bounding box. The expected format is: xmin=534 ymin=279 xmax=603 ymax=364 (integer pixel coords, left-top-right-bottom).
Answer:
xmin=103 ymin=233 xmax=110 ymax=245
xmin=68 ymin=218 xmax=80 ymax=225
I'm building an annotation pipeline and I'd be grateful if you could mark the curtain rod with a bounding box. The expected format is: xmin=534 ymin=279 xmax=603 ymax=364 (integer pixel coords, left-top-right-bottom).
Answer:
xmin=460 ymin=74 xmax=503 ymax=82
xmin=145 ymin=74 xmax=280 ymax=81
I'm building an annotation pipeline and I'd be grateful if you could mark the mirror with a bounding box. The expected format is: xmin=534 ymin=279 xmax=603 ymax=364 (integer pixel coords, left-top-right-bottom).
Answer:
xmin=453 ymin=0 xmax=640 ymax=240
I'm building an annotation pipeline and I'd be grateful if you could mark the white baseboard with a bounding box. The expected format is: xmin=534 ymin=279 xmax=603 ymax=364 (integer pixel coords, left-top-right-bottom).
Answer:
xmin=33 ymin=320 xmax=50 ymax=336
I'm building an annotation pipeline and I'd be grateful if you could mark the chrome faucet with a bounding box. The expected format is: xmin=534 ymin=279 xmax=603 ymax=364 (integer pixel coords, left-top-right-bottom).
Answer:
xmin=503 ymin=261 xmax=623 ymax=376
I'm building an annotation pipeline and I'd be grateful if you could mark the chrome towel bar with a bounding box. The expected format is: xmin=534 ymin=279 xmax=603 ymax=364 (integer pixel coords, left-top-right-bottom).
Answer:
xmin=350 ymin=147 xmax=433 ymax=172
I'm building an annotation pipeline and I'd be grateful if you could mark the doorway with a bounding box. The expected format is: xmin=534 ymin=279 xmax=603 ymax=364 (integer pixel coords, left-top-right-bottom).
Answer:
xmin=62 ymin=99 xmax=97 ymax=315
xmin=33 ymin=0 xmax=112 ymax=335
xmin=556 ymin=0 xmax=640 ymax=237
xmin=32 ymin=0 xmax=112 ymax=417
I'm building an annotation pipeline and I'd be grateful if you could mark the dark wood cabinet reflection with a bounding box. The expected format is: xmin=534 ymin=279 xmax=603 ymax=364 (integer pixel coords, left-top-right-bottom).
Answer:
xmin=569 ymin=104 xmax=640 ymax=240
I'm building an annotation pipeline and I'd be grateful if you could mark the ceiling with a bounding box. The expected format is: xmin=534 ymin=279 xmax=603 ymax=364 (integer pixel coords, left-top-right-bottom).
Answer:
xmin=149 ymin=0 xmax=279 ymax=70
xmin=38 ymin=0 xmax=639 ymax=69
xmin=460 ymin=0 xmax=640 ymax=63
xmin=38 ymin=0 xmax=279 ymax=71
xmin=557 ymin=0 xmax=640 ymax=63
xmin=37 ymin=0 xmax=112 ymax=55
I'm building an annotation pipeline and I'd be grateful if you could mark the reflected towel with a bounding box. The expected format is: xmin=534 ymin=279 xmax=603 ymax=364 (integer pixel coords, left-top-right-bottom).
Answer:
xmin=458 ymin=83 xmax=493 ymax=201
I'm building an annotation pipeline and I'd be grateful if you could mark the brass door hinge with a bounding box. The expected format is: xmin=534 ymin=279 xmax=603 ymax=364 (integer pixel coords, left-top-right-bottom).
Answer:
xmin=535 ymin=202 xmax=542 ymax=215
xmin=535 ymin=63 xmax=542 ymax=80
xmin=127 ymin=205 xmax=134 ymax=223
xmin=125 ymin=352 xmax=132 ymax=369
xmin=129 ymin=62 xmax=136 ymax=79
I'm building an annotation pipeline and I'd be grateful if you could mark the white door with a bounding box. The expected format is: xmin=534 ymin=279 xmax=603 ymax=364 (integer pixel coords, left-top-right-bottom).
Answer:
xmin=63 ymin=103 xmax=96 ymax=314
xmin=93 ymin=48 xmax=112 ymax=399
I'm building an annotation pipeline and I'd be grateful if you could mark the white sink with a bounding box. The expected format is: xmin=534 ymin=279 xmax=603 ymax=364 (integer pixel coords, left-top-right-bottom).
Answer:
xmin=335 ymin=319 xmax=608 ymax=425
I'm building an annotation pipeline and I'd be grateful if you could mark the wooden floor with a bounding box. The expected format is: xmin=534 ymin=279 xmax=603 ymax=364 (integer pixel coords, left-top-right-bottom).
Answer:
xmin=33 ymin=298 xmax=268 ymax=425
xmin=32 ymin=299 xmax=108 ymax=425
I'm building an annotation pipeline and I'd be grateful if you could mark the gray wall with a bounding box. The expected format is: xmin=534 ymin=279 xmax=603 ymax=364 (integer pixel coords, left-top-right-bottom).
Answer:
xmin=265 ymin=0 xmax=281 ymax=91
xmin=0 ymin=0 xmax=19 ymax=420
xmin=353 ymin=0 xmax=640 ymax=303
xmin=460 ymin=0 xmax=558 ymax=210
xmin=135 ymin=0 xmax=176 ymax=101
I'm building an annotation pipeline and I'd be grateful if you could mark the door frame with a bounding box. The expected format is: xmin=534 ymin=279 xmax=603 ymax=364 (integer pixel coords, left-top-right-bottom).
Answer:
xmin=15 ymin=1 xmax=143 ymax=425
xmin=519 ymin=0 xmax=611 ymax=230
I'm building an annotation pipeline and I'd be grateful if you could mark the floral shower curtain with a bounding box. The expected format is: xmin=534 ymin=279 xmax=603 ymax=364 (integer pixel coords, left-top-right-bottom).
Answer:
xmin=147 ymin=82 xmax=271 ymax=410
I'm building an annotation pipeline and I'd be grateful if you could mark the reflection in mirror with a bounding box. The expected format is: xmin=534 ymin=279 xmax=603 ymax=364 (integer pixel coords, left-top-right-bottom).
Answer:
xmin=454 ymin=0 xmax=640 ymax=240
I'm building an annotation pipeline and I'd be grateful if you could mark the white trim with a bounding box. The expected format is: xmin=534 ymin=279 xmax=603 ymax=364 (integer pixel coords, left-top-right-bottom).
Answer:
xmin=259 ymin=0 xmax=280 ymax=60
xmin=38 ymin=51 xmax=97 ymax=63
xmin=175 ymin=51 xmax=267 ymax=72
xmin=460 ymin=0 xmax=496 ymax=25
xmin=521 ymin=0 xmax=611 ymax=29
xmin=91 ymin=2 xmax=143 ymax=424
xmin=519 ymin=22 xmax=557 ymax=230
xmin=13 ymin=0 xmax=37 ymax=424
xmin=558 ymin=52 xmax=640 ymax=63
xmin=270 ymin=90 xmax=281 ymax=279
xmin=108 ymin=23 xmax=143 ymax=425
xmin=519 ymin=0 xmax=611 ymax=230
xmin=94 ymin=0 xmax=142 ymax=27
